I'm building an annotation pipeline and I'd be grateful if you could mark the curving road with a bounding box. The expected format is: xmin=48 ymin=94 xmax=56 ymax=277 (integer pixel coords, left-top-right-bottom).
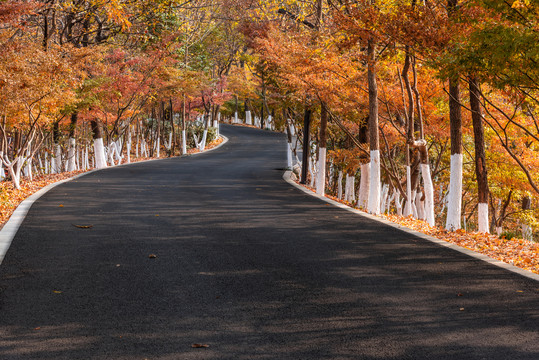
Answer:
xmin=0 ymin=124 xmax=538 ymax=360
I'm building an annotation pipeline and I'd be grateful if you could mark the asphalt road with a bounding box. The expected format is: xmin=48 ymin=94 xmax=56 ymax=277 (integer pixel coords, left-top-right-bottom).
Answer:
xmin=0 ymin=124 xmax=538 ymax=360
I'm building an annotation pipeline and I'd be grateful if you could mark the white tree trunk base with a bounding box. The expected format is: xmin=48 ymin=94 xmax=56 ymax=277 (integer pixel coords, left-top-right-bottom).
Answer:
xmin=94 ymin=138 xmax=108 ymax=169
xmin=421 ymin=163 xmax=435 ymax=226
xmin=445 ymin=153 xmax=463 ymax=231
xmin=182 ymin=130 xmax=187 ymax=155
xmin=316 ymin=148 xmax=326 ymax=196
xmin=338 ymin=171 xmax=343 ymax=200
xmin=368 ymin=150 xmax=381 ymax=215
xmin=478 ymin=202 xmax=489 ymax=233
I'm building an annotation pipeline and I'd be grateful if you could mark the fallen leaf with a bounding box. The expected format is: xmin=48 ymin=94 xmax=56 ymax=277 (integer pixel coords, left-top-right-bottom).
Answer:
xmin=457 ymin=293 xmax=463 ymax=297
xmin=53 ymin=290 xmax=62 ymax=294
xmin=148 ymin=254 xmax=157 ymax=259
xmin=58 ymin=204 xmax=64 ymax=207
xmin=72 ymin=224 xmax=93 ymax=229
xmin=34 ymin=327 xmax=41 ymax=330
xmin=459 ymin=308 xmax=465 ymax=311
xmin=192 ymin=344 xmax=209 ymax=348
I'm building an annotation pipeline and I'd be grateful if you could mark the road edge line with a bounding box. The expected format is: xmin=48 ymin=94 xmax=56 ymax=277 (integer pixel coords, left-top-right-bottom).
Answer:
xmin=282 ymin=170 xmax=539 ymax=282
xmin=0 ymin=135 xmax=229 ymax=265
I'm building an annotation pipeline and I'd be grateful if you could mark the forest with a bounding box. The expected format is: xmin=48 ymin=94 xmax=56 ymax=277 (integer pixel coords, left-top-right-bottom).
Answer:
xmin=0 ymin=0 xmax=538 ymax=241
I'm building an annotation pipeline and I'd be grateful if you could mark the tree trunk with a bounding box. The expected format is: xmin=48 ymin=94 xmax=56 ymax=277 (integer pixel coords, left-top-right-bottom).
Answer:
xmin=316 ymin=104 xmax=328 ymax=196
xmin=170 ymin=98 xmax=176 ymax=156
xmin=445 ymin=77 xmax=463 ymax=231
xmin=67 ymin=113 xmax=78 ymax=172
xmin=51 ymin=121 xmax=62 ymax=174
xmin=245 ymin=99 xmax=252 ymax=125
xmin=286 ymin=121 xmax=293 ymax=169
xmin=91 ymin=120 xmax=107 ymax=169
xmin=182 ymin=94 xmax=188 ymax=155
xmin=469 ymin=77 xmax=489 ymax=233
xmin=445 ymin=0 xmax=463 ymax=231
xmin=367 ymin=38 xmax=381 ymax=215
xmin=337 ymin=170 xmax=343 ymax=200
xmin=300 ymin=108 xmax=312 ymax=184
xmin=521 ymin=196 xmax=533 ymax=241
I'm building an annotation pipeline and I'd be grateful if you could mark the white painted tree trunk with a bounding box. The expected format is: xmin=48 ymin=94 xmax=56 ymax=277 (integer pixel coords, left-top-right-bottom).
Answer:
xmin=24 ymin=145 xmax=32 ymax=180
xmin=245 ymin=111 xmax=252 ymax=125
xmin=7 ymin=162 xmax=21 ymax=189
xmin=445 ymin=153 xmax=463 ymax=231
xmin=182 ymin=130 xmax=187 ymax=155
xmin=127 ymin=139 xmax=131 ymax=164
xmin=266 ymin=115 xmax=273 ymax=130
xmin=416 ymin=191 xmax=425 ymax=220
xmin=75 ymin=145 xmax=80 ymax=170
xmin=344 ymin=175 xmax=351 ymax=202
xmin=316 ymin=147 xmax=326 ymax=196
xmin=309 ymin=156 xmax=315 ymax=188
xmin=199 ymin=130 xmax=208 ymax=151
xmin=478 ymin=203 xmax=489 ymax=233
xmin=52 ymin=143 xmax=62 ymax=174
xmin=368 ymin=150 xmax=381 ymax=215
xmin=412 ymin=190 xmax=419 ymax=219
xmin=115 ymin=139 xmax=123 ymax=163
xmin=44 ymin=153 xmax=49 ymax=174
xmin=338 ymin=171 xmax=343 ymax=200
xmin=496 ymin=226 xmax=503 ymax=236
xmin=107 ymin=143 xmax=116 ymax=166
xmin=85 ymin=147 xmax=90 ymax=169
xmin=421 ymin=163 xmax=436 ymax=226
xmin=156 ymin=137 xmax=160 ymax=158
xmin=350 ymin=175 xmax=356 ymax=203
xmin=93 ymin=138 xmax=108 ymax=169
xmin=394 ymin=190 xmax=403 ymax=216
xmin=1 ymin=152 xmax=25 ymax=189
xmin=345 ymin=175 xmax=356 ymax=203
xmin=287 ymin=142 xmax=293 ymax=169
xmin=67 ymin=138 xmax=77 ymax=172
xmin=328 ymin=163 xmax=334 ymax=189
xmin=234 ymin=112 xmax=238 ymax=124
xmin=166 ymin=132 xmax=172 ymax=150
xmin=404 ymin=166 xmax=413 ymax=217
xmin=381 ymin=184 xmax=389 ymax=214
xmin=358 ymin=163 xmax=370 ymax=209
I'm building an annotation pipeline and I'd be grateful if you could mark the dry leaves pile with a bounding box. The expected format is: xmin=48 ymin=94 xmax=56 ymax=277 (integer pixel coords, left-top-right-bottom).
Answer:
xmin=383 ymin=214 xmax=539 ymax=275
xmin=300 ymin=183 xmax=539 ymax=275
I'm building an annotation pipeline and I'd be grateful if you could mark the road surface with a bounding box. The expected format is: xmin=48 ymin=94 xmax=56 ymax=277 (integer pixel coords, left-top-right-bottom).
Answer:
xmin=1 ymin=124 xmax=538 ymax=359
